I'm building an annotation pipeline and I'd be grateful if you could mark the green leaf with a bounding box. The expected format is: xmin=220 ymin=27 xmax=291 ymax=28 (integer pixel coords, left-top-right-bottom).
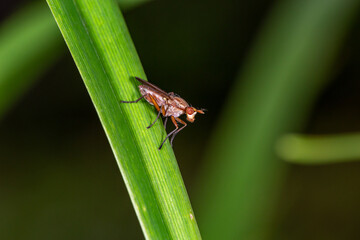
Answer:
xmin=46 ymin=0 xmax=201 ymax=239
xmin=195 ymin=0 xmax=360 ymax=239
xmin=277 ymin=133 xmax=360 ymax=164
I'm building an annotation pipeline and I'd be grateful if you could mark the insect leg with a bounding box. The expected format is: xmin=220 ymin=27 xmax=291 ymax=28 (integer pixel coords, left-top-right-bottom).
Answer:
xmin=159 ymin=116 xmax=178 ymax=150
xmin=147 ymin=106 xmax=163 ymax=129
xmin=149 ymin=94 xmax=168 ymax=129
xmin=163 ymin=117 xmax=168 ymax=129
xmin=161 ymin=105 xmax=168 ymax=129
xmin=120 ymin=95 xmax=145 ymax=103
xmin=148 ymin=94 xmax=161 ymax=111
xmin=170 ymin=117 xmax=187 ymax=146
xmin=146 ymin=95 xmax=163 ymax=129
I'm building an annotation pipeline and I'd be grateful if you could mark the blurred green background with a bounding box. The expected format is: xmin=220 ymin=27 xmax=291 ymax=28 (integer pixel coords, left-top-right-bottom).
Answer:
xmin=1 ymin=0 xmax=360 ymax=239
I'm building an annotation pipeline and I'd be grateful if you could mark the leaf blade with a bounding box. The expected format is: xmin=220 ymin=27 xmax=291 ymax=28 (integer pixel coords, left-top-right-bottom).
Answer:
xmin=46 ymin=0 xmax=201 ymax=239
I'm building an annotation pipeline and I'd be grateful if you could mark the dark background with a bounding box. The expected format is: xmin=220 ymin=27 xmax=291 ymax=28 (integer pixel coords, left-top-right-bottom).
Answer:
xmin=1 ymin=0 xmax=360 ymax=239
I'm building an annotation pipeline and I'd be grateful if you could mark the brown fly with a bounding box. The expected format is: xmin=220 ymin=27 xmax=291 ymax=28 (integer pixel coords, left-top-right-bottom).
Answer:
xmin=121 ymin=77 xmax=205 ymax=150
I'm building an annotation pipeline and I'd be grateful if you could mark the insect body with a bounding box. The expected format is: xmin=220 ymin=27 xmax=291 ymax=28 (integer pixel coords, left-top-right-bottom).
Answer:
xmin=121 ymin=77 xmax=205 ymax=150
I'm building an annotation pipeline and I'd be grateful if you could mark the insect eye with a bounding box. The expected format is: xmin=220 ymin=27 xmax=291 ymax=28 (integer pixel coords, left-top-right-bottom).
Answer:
xmin=186 ymin=107 xmax=195 ymax=115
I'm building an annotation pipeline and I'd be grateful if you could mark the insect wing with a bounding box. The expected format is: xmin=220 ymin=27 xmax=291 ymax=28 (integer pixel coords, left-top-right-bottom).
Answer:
xmin=135 ymin=77 xmax=170 ymax=97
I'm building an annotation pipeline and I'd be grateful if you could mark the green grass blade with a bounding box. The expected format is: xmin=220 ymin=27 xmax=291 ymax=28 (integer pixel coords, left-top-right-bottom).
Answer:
xmin=46 ymin=0 xmax=201 ymax=239
xmin=0 ymin=2 xmax=62 ymax=118
xmin=277 ymin=133 xmax=360 ymax=164
xmin=195 ymin=0 xmax=360 ymax=239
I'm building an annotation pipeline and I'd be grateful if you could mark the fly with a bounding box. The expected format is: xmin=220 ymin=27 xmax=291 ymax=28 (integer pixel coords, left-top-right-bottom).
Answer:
xmin=121 ymin=77 xmax=205 ymax=150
